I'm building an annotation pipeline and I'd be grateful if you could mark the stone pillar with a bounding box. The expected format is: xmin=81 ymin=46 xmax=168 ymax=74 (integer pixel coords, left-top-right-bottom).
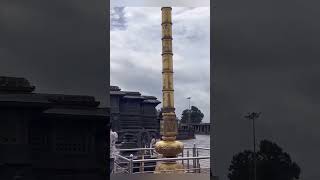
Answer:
xmin=154 ymin=7 xmax=184 ymax=173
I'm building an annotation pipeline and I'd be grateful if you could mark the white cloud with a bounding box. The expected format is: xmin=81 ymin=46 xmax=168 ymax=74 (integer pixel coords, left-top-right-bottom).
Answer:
xmin=110 ymin=7 xmax=210 ymax=122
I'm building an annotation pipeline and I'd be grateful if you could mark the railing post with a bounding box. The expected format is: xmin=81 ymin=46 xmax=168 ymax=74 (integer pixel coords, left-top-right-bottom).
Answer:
xmin=193 ymin=143 xmax=196 ymax=173
xmin=129 ymin=154 xmax=134 ymax=174
xmin=197 ymin=149 xmax=200 ymax=173
xmin=141 ymin=148 xmax=145 ymax=173
xmin=182 ymin=149 xmax=184 ymax=166
xmin=117 ymin=147 xmax=210 ymax=174
xmin=187 ymin=151 xmax=190 ymax=173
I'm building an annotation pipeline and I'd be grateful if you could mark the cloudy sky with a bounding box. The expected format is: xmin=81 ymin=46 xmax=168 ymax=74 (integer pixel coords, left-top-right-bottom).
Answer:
xmin=2 ymin=1 xmax=320 ymax=179
xmin=213 ymin=0 xmax=320 ymax=179
xmin=110 ymin=7 xmax=210 ymax=122
xmin=0 ymin=0 xmax=108 ymax=106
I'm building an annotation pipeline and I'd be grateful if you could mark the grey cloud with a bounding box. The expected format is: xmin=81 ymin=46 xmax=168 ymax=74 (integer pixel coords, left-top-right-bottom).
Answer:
xmin=110 ymin=7 xmax=210 ymax=122
xmin=213 ymin=0 xmax=320 ymax=179
xmin=111 ymin=7 xmax=127 ymax=30
xmin=0 ymin=0 xmax=108 ymax=106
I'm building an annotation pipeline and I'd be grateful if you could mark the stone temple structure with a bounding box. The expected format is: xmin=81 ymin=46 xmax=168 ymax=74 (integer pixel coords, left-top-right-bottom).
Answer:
xmin=0 ymin=76 xmax=108 ymax=179
xmin=110 ymin=86 xmax=161 ymax=149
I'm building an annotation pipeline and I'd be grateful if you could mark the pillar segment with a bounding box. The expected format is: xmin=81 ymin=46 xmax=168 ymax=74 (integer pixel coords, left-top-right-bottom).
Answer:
xmin=154 ymin=7 xmax=185 ymax=173
xmin=161 ymin=7 xmax=176 ymax=138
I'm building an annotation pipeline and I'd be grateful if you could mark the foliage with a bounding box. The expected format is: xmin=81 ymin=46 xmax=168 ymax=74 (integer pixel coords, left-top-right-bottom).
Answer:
xmin=181 ymin=106 xmax=204 ymax=124
xmin=228 ymin=140 xmax=301 ymax=180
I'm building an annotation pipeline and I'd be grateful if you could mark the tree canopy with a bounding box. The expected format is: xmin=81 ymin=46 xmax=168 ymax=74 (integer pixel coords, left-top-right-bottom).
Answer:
xmin=180 ymin=106 xmax=204 ymax=124
xmin=228 ymin=140 xmax=301 ymax=180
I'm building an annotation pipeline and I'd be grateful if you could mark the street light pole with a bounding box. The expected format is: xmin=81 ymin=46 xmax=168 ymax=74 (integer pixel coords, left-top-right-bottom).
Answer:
xmin=187 ymin=97 xmax=191 ymax=124
xmin=244 ymin=112 xmax=261 ymax=180
xmin=253 ymin=115 xmax=256 ymax=180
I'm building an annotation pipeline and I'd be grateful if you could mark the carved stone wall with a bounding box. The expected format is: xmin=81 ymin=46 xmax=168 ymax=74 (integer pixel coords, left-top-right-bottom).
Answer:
xmin=0 ymin=76 xmax=109 ymax=179
xmin=110 ymin=86 xmax=160 ymax=148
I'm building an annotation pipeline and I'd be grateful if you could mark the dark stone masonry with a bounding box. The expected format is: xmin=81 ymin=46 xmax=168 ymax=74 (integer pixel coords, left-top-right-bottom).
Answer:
xmin=0 ymin=76 xmax=201 ymax=178
xmin=110 ymin=86 xmax=161 ymax=149
xmin=0 ymin=76 xmax=108 ymax=180
xmin=110 ymin=86 xmax=200 ymax=145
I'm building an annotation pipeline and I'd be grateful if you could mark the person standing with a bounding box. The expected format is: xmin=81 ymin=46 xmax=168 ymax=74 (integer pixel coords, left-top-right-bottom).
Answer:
xmin=110 ymin=127 xmax=118 ymax=174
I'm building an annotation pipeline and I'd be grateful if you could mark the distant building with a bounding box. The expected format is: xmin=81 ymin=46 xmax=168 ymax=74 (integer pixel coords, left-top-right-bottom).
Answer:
xmin=180 ymin=123 xmax=211 ymax=135
xmin=109 ymin=86 xmax=209 ymax=145
xmin=110 ymin=86 xmax=161 ymax=149
xmin=0 ymin=76 xmax=108 ymax=179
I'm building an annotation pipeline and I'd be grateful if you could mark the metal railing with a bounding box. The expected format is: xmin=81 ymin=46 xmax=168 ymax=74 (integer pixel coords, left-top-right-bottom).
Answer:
xmin=112 ymin=144 xmax=210 ymax=174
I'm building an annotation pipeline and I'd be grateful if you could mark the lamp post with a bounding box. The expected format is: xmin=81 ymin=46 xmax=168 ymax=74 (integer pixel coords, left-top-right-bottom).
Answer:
xmin=187 ymin=97 xmax=191 ymax=124
xmin=244 ymin=112 xmax=261 ymax=180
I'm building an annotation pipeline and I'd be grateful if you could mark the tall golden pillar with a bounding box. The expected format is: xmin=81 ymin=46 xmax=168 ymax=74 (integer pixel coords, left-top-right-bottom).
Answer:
xmin=154 ymin=7 xmax=184 ymax=173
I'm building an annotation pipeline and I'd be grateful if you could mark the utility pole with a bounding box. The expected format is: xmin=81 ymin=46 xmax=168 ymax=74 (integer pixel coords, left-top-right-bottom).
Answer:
xmin=244 ymin=112 xmax=261 ymax=180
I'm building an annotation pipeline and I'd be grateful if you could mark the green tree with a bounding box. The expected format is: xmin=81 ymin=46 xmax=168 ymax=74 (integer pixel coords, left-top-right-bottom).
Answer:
xmin=228 ymin=140 xmax=301 ymax=180
xmin=181 ymin=106 xmax=204 ymax=124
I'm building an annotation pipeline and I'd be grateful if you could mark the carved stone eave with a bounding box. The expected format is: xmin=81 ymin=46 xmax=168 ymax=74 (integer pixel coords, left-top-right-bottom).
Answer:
xmin=0 ymin=76 xmax=35 ymax=93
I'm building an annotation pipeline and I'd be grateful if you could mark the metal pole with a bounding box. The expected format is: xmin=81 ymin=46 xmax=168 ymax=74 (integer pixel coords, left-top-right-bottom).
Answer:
xmin=253 ymin=117 xmax=256 ymax=180
xmin=187 ymin=151 xmax=190 ymax=173
xmin=193 ymin=143 xmax=196 ymax=173
xmin=244 ymin=112 xmax=261 ymax=180
xmin=141 ymin=148 xmax=145 ymax=173
xmin=187 ymin=97 xmax=191 ymax=124
xmin=244 ymin=112 xmax=260 ymax=180
xmin=189 ymin=109 xmax=191 ymax=124
xmin=197 ymin=149 xmax=200 ymax=173
xmin=182 ymin=150 xmax=184 ymax=166
xmin=189 ymin=98 xmax=191 ymax=124
xmin=129 ymin=154 xmax=134 ymax=174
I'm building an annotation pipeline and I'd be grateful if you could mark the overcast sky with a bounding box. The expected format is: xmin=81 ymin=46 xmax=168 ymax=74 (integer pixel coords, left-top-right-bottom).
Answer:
xmin=213 ymin=0 xmax=320 ymax=179
xmin=2 ymin=1 xmax=320 ymax=180
xmin=0 ymin=0 xmax=108 ymax=106
xmin=110 ymin=7 xmax=210 ymax=122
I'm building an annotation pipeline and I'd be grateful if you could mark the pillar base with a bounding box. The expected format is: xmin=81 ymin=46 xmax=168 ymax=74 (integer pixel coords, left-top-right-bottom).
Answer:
xmin=154 ymin=139 xmax=185 ymax=173
xmin=154 ymin=140 xmax=183 ymax=157
xmin=154 ymin=162 xmax=185 ymax=174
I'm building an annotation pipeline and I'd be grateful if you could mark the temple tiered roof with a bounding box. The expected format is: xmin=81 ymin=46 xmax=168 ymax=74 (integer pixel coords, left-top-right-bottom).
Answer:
xmin=110 ymin=85 xmax=161 ymax=104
